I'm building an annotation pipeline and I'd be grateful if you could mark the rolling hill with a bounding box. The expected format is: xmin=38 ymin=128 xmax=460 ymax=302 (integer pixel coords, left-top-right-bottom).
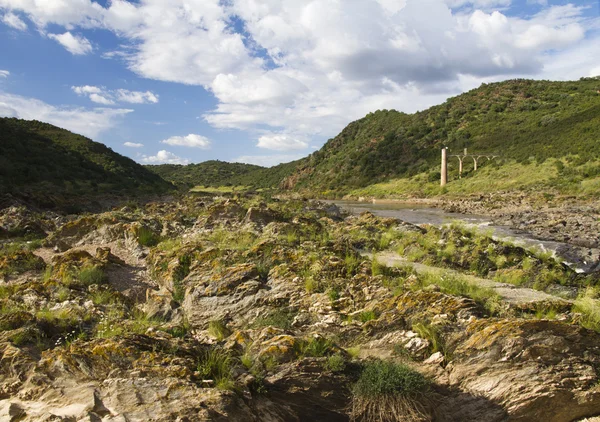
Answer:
xmin=281 ymin=77 xmax=600 ymax=196
xmin=146 ymin=159 xmax=300 ymax=191
xmin=0 ymin=118 xmax=173 ymax=209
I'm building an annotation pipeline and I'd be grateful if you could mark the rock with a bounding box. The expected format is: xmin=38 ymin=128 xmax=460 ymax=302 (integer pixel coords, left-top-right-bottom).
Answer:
xmin=447 ymin=319 xmax=600 ymax=422
xmin=143 ymin=289 xmax=177 ymax=320
xmin=243 ymin=206 xmax=281 ymax=227
xmin=424 ymin=351 xmax=445 ymax=365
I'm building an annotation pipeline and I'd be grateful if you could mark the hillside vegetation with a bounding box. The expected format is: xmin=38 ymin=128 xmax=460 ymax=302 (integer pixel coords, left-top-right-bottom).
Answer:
xmin=148 ymin=159 xmax=300 ymax=191
xmin=0 ymin=118 xmax=173 ymax=208
xmin=146 ymin=161 xmax=263 ymax=189
xmin=282 ymin=78 xmax=600 ymax=197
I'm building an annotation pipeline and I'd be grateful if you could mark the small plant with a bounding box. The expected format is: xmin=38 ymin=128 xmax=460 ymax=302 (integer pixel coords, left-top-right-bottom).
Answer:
xmin=358 ymin=310 xmax=377 ymax=323
xmin=324 ymin=354 xmax=346 ymax=372
xmin=240 ymin=353 xmax=255 ymax=370
xmin=250 ymin=309 xmax=295 ymax=330
xmin=55 ymin=287 xmax=70 ymax=302
xmin=352 ymin=360 xmax=430 ymax=422
xmin=412 ymin=321 xmax=448 ymax=359
xmin=327 ymin=288 xmax=340 ymax=302
xmin=137 ymin=227 xmax=161 ymax=247
xmin=346 ymin=346 xmax=361 ymax=359
xmin=573 ymin=289 xmax=600 ymax=332
xmin=91 ymin=289 xmax=116 ymax=305
xmin=297 ymin=336 xmax=334 ymax=357
xmin=208 ymin=319 xmax=231 ymax=341
xmin=344 ymin=252 xmax=362 ymax=276
xmin=78 ymin=265 xmax=107 ymax=286
xmin=167 ymin=318 xmax=191 ymax=338
xmin=197 ymin=348 xmax=235 ymax=390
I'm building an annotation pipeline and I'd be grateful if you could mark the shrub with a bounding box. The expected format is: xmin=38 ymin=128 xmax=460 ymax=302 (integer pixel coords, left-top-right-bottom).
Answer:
xmin=324 ymin=354 xmax=346 ymax=372
xmin=352 ymin=360 xmax=430 ymax=422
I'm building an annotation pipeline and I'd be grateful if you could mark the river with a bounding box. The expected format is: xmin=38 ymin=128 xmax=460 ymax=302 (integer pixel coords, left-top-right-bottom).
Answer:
xmin=327 ymin=200 xmax=590 ymax=273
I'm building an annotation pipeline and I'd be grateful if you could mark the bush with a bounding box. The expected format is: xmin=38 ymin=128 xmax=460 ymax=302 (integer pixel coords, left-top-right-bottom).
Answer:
xmin=352 ymin=360 xmax=430 ymax=422
xmin=324 ymin=354 xmax=346 ymax=372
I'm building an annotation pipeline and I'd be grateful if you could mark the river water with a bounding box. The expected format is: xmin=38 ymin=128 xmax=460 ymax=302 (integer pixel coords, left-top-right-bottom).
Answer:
xmin=327 ymin=200 xmax=588 ymax=273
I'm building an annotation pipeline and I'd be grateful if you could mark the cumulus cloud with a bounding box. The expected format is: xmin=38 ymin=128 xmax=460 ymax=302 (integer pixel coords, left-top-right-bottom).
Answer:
xmin=124 ymin=142 xmax=144 ymax=148
xmin=48 ymin=32 xmax=92 ymax=55
xmin=161 ymin=134 xmax=211 ymax=149
xmin=257 ymin=134 xmax=309 ymax=151
xmin=2 ymin=12 xmax=27 ymax=30
xmin=0 ymin=92 xmax=132 ymax=138
xmin=72 ymin=85 xmax=159 ymax=105
xmin=114 ymin=89 xmax=158 ymax=104
xmin=0 ymin=0 xmax=597 ymax=151
xmin=0 ymin=70 xmax=9 ymax=78
xmin=141 ymin=150 xmax=189 ymax=165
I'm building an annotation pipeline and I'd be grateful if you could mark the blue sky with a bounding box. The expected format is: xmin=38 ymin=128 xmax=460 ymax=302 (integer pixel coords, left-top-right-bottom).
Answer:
xmin=0 ymin=0 xmax=599 ymax=167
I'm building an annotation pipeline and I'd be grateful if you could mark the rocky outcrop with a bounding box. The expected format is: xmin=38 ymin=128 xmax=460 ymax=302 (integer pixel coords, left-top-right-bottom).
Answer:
xmin=448 ymin=319 xmax=600 ymax=422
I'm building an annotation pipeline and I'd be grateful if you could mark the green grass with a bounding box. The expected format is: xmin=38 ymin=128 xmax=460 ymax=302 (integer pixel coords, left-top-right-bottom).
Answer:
xmin=352 ymin=360 xmax=430 ymax=422
xmin=77 ymin=265 xmax=107 ymax=286
xmin=296 ymin=336 xmax=335 ymax=358
xmin=412 ymin=271 xmax=503 ymax=316
xmin=324 ymin=354 xmax=346 ymax=372
xmin=137 ymin=227 xmax=161 ymax=247
xmin=358 ymin=310 xmax=377 ymax=323
xmin=250 ymin=309 xmax=295 ymax=330
xmin=412 ymin=322 xmax=447 ymax=358
xmin=353 ymin=360 xmax=429 ymax=398
xmin=197 ymin=348 xmax=235 ymax=390
xmin=573 ymin=288 xmax=600 ymax=332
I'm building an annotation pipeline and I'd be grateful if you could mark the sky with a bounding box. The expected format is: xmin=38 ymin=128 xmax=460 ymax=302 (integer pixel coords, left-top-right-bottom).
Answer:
xmin=0 ymin=0 xmax=599 ymax=167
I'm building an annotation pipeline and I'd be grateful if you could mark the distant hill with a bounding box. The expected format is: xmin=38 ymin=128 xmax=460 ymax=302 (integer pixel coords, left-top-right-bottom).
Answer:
xmin=281 ymin=78 xmax=600 ymax=196
xmin=146 ymin=159 xmax=300 ymax=190
xmin=0 ymin=118 xmax=173 ymax=209
xmin=146 ymin=161 xmax=263 ymax=189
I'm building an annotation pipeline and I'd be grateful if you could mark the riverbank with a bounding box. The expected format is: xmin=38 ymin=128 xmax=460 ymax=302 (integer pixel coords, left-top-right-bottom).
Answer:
xmin=332 ymin=194 xmax=600 ymax=273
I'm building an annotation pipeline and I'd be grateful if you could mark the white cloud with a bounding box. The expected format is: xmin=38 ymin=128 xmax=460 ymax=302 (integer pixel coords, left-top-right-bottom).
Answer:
xmin=161 ymin=134 xmax=211 ymax=149
xmin=0 ymin=70 xmax=9 ymax=78
xmin=88 ymin=93 xmax=114 ymax=105
xmin=2 ymin=12 xmax=27 ymax=30
xmin=0 ymin=0 xmax=596 ymax=150
xmin=48 ymin=32 xmax=92 ymax=55
xmin=124 ymin=142 xmax=144 ymax=148
xmin=141 ymin=150 xmax=189 ymax=165
xmin=72 ymin=85 xmax=159 ymax=105
xmin=257 ymin=134 xmax=309 ymax=151
xmin=234 ymin=153 xmax=305 ymax=167
xmin=0 ymin=92 xmax=132 ymax=138
xmin=115 ymin=89 xmax=158 ymax=104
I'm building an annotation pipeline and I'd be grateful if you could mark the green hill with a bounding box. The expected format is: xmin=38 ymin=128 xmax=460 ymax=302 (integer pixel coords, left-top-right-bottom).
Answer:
xmin=282 ymin=78 xmax=600 ymax=197
xmin=146 ymin=159 xmax=300 ymax=190
xmin=145 ymin=161 xmax=263 ymax=189
xmin=0 ymin=118 xmax=173 ymax=208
